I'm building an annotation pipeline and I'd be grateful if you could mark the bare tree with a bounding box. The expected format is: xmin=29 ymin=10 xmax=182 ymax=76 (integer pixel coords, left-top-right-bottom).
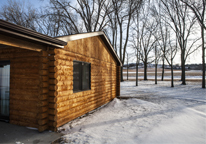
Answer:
xmin=150 ymin=1 xmax=170 ymax=81
xmin=107 ymin=10 xmax=118 ymax=52
xmin=138 ymin=6 xmax=158 ymax=80
xmin=47 ymin=0 xmax=114 ymax=35
xmin=160 ymin=0 xmax=201 ymax=85
xmin=131 ymin=33 xmax=141 ymax=86
xmin=154 ymin=43 xmax=162 ymax=84
xmin=0 ymin=0 xmax=38 ymax=31
xmin=165 ymin=32 xmax=178 ymax=87
xmin=158 ymin=23 xmax=169 ymax=81
xmin=37 ymin=8 xmax=70 ymax=36
xmin=136 ymin=50 xmax=140 ymax=86
xmin=112 ymin=0 xmax=143 ymax=81
xmin=0 ymin=0 xmax=69 ymax=36
xmin=132 ymin=12 xmax=141 ymax=86
xmin=180 ymin=0 xmax=206 ymax=88
xmin=130 ymin=7 xmax=141 ymax=86
xmin=126 ymin=51 xmax=129 ymax=80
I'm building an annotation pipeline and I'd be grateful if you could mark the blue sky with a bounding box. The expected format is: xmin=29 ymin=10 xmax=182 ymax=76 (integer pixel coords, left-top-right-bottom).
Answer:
xmin=0 ymin=0 xmax=49 ymax=9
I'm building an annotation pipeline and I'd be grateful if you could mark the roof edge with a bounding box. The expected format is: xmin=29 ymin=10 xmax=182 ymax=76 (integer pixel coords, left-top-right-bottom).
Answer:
xmin=57 ymin=31 xmax=122 ymax=66
xmin=0 ymin=19 xmax=67 ymax=47
xmin=100 ymin=33 xmax=122 ymax=66
xmin=0 ymin=28 xmax=64 ymax=48
xmin=56 ymin=31 xmax=104 ymax=42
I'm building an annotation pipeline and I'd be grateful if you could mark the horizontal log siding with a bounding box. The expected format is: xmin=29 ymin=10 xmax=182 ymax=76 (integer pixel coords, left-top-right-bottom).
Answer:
xmin=48 ymin=36 xmax=118 ymax=130
xmin=0 ymin=47 xmax=49 ymax=131
xmin=38 ymin=50 xmax=49 ymax=132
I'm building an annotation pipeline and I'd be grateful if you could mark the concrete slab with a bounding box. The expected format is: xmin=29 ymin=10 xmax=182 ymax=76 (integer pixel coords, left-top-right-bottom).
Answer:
xmin=0 ymin=121 xmax=62 ymax=144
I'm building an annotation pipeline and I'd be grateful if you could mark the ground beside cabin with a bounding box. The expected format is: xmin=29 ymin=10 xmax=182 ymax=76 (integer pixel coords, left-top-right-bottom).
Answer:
xmin=58 ymin=81 xmax=206 ymax=144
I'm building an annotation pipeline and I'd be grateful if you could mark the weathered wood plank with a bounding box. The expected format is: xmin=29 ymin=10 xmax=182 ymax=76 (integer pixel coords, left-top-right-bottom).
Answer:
xmin=10 ymin=105 xmax=38 ymax=113
xmin=57 ymin=93 xmax=107 ymax=113
xmin=49 ymin=85 xmax=73 ymax=91
xmin=10 ymin=120 xmax=38 ymax=128
xmin=10 ymin=99 xmax=48 ymax=107
xmin=10 ymin=93 xmax=39 ymax=101
xmin=10 ymin=115 xmax=38 ymax=124
xmin=10 ymin=110 xmax=38 ymax=118
xmin=56 ymin=98 xmax=113 ymax=127
xmin=46 ymin=36 xmax=119 ymax=130
xmin=49 ymin=115 xmax=57 ymax=121
xmin=38 ymin=118 xmax=48 ymax=126
xmin=38 ymin=94 xmax=48 ymax=100
xmin=38 ymin=124 xmax=49 ymax=132
xmin=49 ymin=80 xmax=73 ymax=86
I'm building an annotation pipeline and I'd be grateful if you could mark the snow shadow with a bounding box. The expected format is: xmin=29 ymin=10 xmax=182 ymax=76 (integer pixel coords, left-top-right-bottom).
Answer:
xmin=67 ymin=98 xmax=206 ymax=131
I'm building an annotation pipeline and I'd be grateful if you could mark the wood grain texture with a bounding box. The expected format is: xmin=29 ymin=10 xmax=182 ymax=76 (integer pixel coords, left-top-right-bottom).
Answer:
xmin=48 ymin=36 xmax=120 ymax=131
xmin=0 ymin=34 xmax=120 ymax=132
xmin=0 ymin=47 xmax=49 ymax=132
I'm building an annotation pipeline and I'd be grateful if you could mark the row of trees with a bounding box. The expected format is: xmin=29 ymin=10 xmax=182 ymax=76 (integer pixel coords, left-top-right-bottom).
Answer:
xmin=0 ymin=0 xmax=205 ymax=88
xmin=131 ymin=0 xmax=205 ymax=88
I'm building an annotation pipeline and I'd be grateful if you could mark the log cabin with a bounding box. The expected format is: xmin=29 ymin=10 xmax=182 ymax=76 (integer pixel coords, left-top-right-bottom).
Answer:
xmin=0 ymin=20 xmax=121 ymax=132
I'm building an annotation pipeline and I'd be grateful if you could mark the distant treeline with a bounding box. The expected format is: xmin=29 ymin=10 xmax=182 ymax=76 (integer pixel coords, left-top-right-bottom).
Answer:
xmin=123 ymin=63 xmax=206 ymax=70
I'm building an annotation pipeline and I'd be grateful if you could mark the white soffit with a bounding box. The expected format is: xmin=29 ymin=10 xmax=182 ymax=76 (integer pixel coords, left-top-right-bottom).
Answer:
xmin=56 ymin=31 xmax=104 ymax=42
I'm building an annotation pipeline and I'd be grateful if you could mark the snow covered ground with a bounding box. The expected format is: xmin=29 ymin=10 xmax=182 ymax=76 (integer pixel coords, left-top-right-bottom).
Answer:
xmin=58 ymin=81 xmax=206 ymax=144
xmin=123 ymin=71 xmax=182 ymax=73
xmin=123 ymin=70 xmax=202 ymax=74
xmin=123 ymin=76 xmax=203 ymax=79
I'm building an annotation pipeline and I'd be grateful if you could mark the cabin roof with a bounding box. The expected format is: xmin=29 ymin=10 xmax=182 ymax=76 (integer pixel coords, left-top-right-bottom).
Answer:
xmin=0 ymin=20 xmax=121 ymax=66
xmin=0 ymin=19 xmax=67 ymax=48
xmin=57 ymin=31 xmax=122 ymax=66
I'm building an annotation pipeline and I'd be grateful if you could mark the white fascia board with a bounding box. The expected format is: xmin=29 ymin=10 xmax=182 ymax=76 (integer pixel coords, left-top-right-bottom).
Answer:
xmin=56 ymin=31 xmax=104 ymax=42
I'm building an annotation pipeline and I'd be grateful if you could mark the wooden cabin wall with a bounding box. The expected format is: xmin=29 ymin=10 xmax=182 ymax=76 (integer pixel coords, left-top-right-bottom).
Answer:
xmin=0 ymin=47 xmax=49 ymax=132
xmin=48 ymin=36 xmax=118 ymax=130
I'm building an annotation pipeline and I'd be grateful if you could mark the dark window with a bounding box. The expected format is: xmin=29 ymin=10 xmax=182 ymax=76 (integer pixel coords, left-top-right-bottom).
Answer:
xmin=0 ymin=60 xmax=10 ymax=121
xmin=73 ymin=61 xmax=91 ymax=92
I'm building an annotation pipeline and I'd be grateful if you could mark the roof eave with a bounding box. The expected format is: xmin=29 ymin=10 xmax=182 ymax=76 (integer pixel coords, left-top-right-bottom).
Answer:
xmin=56 ymin=31 xmax=122 ymax=66
xmin=99 ymin=33 xmax=122 ymax=66
xmin=0 ymin=27 xmax=64 ymax=49
xmin=0 ymin=19 xmax=67 ymax=47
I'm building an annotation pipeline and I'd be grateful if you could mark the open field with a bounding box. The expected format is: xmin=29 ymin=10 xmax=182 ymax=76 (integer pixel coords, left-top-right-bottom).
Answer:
xmin=123 ymin=68 xmax=204 ymax=82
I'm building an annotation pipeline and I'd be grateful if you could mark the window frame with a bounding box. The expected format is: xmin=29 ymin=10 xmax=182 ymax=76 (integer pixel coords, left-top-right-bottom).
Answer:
xmin=73 ymin=60 xmax=91 ymax=93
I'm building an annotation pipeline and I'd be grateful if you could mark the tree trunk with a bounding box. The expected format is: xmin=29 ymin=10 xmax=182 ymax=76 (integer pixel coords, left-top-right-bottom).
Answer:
xmin=136 ymin=62 xmax=138 ymax=86
xmin=119 ymin=24 xmax=123 ymax=82
xmin=161 ymin=57 xmax=165 ymax=81
xmin=120 ymin=65 xmax=124 ymax=82
xmin=182 ymin=58 xmax=186 ymax=85
xmin=112 ymin=29 xmax=115 ymax=48
xmin=201 ymin=26 xmax=205 ymax=88
xmin=181 ymin=53 xmax=183 ymax=81
xmin=127 ymin=57 xmax=129 ymax=81
xmin=171 ymin=61 xmax=174 ymax=87
xmin=155 ymin=63 xmax=157 ymax=84
xmin=144 ymin=61 xmax=147 ymax=80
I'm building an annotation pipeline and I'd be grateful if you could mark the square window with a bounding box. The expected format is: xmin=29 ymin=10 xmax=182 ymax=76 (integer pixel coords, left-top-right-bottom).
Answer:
xmin=73 ymin=61 xmax=91 ymax=92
